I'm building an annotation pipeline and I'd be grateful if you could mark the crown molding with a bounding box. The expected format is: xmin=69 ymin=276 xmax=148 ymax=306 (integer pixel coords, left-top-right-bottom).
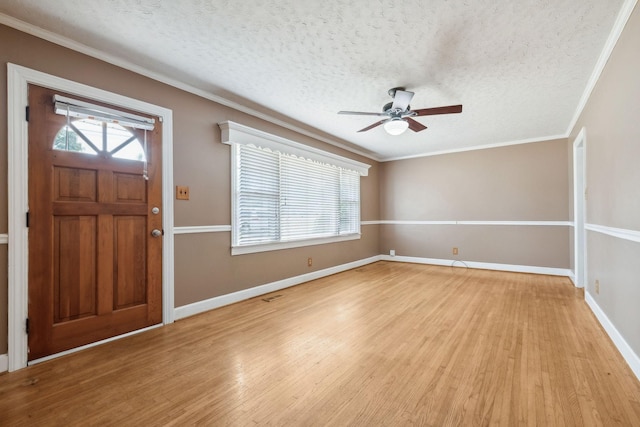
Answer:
xmin=380 ymin=134 xmax=569 ymax=162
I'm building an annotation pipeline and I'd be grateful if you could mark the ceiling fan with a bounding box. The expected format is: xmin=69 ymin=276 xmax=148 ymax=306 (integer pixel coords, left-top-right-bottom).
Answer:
xmin=338 ymin=87 xmax=462 ymax=135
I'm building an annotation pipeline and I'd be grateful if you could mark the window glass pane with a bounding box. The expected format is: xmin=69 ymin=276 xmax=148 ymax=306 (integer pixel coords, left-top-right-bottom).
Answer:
xmin=53 ymin=124 xmax=98 ymax=155
xmin=111 ymin=139 xmax=146 ymax=161
xmin=106 ymin=122 xmax=146 ymax=161
xmin=72 ymin=119 xmax=104 ymax=150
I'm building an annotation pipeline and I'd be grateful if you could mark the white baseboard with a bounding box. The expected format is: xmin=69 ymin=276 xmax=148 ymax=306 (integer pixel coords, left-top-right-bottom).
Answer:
xmin=585 ymin=291 xmax=640 ymax=381
xmin=380 ymin=255 xmax=572 ymax=277
xmin=174 ymin=255 xmax=383 ymax=320
xmin=0 ymin=354 xmax=8 ymax=372
xmin=568 ymin=271 xmax=577 ymax=286
xmin=176 ymin=254 xmax=573 ymax=320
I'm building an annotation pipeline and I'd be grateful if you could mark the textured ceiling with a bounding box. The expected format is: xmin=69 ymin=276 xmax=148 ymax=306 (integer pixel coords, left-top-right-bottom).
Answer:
xmin=0 ymin=0 xmax=628 ymax=160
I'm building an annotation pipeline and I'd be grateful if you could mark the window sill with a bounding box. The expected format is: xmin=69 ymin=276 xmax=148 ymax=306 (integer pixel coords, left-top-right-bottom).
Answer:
xmin=231 ymin=233 xmax=361 ymax=255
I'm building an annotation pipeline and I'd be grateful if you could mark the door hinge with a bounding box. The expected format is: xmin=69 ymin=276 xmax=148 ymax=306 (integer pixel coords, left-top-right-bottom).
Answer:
xmin=25 ymin=106 xmax=30 ymax=122
xmin=25 ymin=318 xmax=29 ymax=335
xmin=26 ymin=211 xmax=30 ymax=228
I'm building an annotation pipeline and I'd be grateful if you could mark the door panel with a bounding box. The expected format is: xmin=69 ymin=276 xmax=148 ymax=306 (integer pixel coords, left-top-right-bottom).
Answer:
xmin=114 ymin=216 xmax=147 ymax=309
xmin=114 ymin=173 xmax=147 ymax=203
xmin=54 ymin=167 xmax=98 ymax=202
xmin=54 ymin=216 xmax=97 ymax=322
xmin=28 ymin=84 xmax=163 ymax=360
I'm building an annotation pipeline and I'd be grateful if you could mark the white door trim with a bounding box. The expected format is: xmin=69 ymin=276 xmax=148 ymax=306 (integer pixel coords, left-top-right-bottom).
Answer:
xmin=572 ymin=127 xmax=587 ymax=288
xmin=7 ymin=63 xmax=175 ymax=371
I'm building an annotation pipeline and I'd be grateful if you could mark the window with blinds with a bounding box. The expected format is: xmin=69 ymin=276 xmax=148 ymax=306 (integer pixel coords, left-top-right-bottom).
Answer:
xmin=235 ymin=144 xmax=361 ymax=249
xmin=220 ymin=121 xmax=370 ymax=255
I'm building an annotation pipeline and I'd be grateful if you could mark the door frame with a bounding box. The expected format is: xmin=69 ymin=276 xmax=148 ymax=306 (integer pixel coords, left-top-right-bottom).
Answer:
xmin=572 ymin=127 xmax=587 ymax=288
xmin=7 ymin=63 xmax=175 ymax=371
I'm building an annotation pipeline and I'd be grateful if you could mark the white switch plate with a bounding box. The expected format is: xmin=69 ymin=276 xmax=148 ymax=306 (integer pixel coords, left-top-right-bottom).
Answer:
xmin=390 ymin=249 xmax=396 ymax=257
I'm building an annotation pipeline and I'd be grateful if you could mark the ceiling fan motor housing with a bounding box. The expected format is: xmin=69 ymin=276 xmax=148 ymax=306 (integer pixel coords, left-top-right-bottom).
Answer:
xmin=383 ymin=102 xmax=408 ymax=116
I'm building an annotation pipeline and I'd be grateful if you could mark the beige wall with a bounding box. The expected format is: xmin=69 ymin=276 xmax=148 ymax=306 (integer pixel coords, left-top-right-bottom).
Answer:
xmin=568 ymin=4 xmax=640 ymax=356
xmin=0 ymin=24 xmax=380 ymax=354
xmin=175 ymin=228 xmax=379 ymax=306
xmin=379 ymin=140 xmax=570 ymax=267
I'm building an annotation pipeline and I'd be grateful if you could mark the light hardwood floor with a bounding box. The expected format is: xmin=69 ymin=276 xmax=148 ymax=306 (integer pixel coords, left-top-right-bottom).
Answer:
xmin=1 ymin=262 xmax=639 ymax=426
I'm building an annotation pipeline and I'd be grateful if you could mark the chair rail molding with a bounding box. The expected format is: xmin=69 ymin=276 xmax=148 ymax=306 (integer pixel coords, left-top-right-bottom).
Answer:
xmin=585 ymin=223 xmax=640 ymax=243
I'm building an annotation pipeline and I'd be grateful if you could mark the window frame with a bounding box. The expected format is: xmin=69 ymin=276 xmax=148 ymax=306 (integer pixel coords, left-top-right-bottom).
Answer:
xmin=220 ymin=121 xmax=370 ymax=255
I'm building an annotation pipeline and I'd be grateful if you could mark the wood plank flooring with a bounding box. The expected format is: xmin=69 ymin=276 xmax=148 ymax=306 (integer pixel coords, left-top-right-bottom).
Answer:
xmin=1 ymin=261 xmax=639 ymax=426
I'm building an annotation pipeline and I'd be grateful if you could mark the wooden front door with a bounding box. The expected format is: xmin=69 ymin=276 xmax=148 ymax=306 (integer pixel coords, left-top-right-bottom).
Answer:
xmin=27 ymin=85 xmax=163 ymax=360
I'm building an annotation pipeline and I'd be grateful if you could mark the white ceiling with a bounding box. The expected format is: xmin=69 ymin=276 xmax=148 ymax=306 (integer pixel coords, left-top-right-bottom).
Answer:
xmin=0 ymin=0 xmax=630 ymax=160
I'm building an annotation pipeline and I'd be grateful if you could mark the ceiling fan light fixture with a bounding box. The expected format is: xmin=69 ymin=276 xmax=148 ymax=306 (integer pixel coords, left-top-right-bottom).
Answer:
xmin=384 ymin=118 xmax=409 ymax=135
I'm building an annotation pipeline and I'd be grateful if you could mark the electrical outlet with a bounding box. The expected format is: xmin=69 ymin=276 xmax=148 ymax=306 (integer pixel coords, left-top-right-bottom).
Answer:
xmin=307 ymin=257 xmax=312 ymax=267
xmin=176 ymin=186 xmax=190 ymax=200
xmin=453 ymin=247 xmax=458 ymax=255
xmin=595 ymin=279 xmax=600 ymax=294
xmin=390 ymin=249 xmax=396 ymax=257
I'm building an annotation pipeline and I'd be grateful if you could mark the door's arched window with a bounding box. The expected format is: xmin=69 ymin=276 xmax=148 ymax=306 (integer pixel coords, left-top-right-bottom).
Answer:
xmin=53 ymin=119 xmax=146 ymax=162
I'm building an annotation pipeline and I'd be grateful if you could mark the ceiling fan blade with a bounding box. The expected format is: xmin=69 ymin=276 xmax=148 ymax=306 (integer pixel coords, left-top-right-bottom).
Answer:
xmin=357 ymin=120 xmax=386 ymax=132
xmin=413 ymin=104 xmax=463 ymax=116
xmin=391 ymin=90 xmax=414 ymax=111
xmin=338 ymin=111 xmax=387 ymax=116
xmin=406 ymin=118 xmax=427 ymax=132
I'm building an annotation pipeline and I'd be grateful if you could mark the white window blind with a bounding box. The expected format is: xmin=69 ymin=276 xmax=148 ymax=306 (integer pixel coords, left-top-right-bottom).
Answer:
xmin=220 ymin=121 xmax=370 ymax=255
xmin=237 ymin=145 xmax=280 ymax=245
xmin=236 ymin=144 xmax=361 ymax=248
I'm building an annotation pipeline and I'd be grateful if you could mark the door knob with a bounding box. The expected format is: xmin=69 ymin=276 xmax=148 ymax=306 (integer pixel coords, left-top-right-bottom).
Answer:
xmin=151 ymin=229 xmax=163 ymax=237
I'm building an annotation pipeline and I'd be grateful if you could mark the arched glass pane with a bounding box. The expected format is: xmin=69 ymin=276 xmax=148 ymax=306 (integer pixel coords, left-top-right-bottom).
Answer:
xmin=105 ymin=122 xmax=133 ymax=151
xmin=112 ymin=139 xmax=146 ymax=161
xmin=72 ymin=119 xmax=104 ymax=149
xmin=53 ymin=125 xmax=98 ymax=155
xmin=105 ymin=122 xmax=146 ymax=161
xmin=106 ymin=122 xmax=145 ymax=161
xmin=52 ymin=119 xmax=145 ymax=162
